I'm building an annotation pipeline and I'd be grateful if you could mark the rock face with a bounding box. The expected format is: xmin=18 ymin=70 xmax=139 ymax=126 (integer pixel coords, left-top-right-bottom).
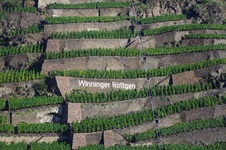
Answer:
xmin=5 ymin=13 xmax=41 ymax=29
xmin=11 ymin=105 xmax=64 ymax=124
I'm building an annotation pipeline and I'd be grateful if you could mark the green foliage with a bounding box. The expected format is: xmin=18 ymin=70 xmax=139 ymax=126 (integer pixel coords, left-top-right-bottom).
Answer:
xmin=72 ymin=96 xmax=225 ymax=133
xmin=8 ymin=25 xmax=43 ymax=36
xmin=0 ymin=124 xmax=14 ymax=133
xmin=139 ymin=14 xmax=186 ymax=24
xmin=17 ymin=123 xmax=68 ymax=133
xmin=45 ymin=16 xmax=133 ymax=24
xmin=31 ymin=142 xmax=71 ymax=150
xmin=0 ymin=70 xmax=43 ymax=83
xmin=9 ymin=96 xmax=63 ymax=110
xmin=125 ymin=117 xmax=226 ymax=142
xmin=0 ymin=142 xmax=27 ymax=150
xmin=66 ymin=81 xmax=219 ymax=103
xmin=0 ymin=100 xmax=5 ymax=110
xmin=0 ymin=44 xmax=44 ymax=56
xmin=197 ymin=0 xmax=211 ymax=4
xmin=77 ymin=142 xmax=226 ymax=150
xmin=45 ymin=44 xmax=226 ymax=59
xmin=0 ymin=116 xmax=7 ymax=124
xmin=48 ymin=2 xmax=130 ymax=9
xmin=3 ymin=7 xmax=37 ymax=13
xmin=45 ymin=14 xmax=185 ymax=25
xmin=185 ymin=34 xmax=226 ymax=39
xmin=143 ymin=24 xmax=226 ymax=36
xmin=49 ymin=57 xmax=226 ymax=79
xmin=33 ymin=81 xmax=48 ymax=96
xmin=49 ymin=29 xmax=136 ymax=39
xmin=0 ymin=13 xmax=8 ymax=20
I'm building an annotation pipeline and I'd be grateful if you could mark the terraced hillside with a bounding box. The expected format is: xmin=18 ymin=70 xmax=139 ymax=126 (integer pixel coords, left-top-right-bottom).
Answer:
xmin=1 ymin=0 xmax=226 ymax=150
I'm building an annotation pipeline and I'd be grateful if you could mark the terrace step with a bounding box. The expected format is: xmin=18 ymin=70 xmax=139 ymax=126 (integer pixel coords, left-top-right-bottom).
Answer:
xmin=44 ymin=20 xmax=131 ymax=35
xmin=39 ymin=0 xmax=128 ymax=8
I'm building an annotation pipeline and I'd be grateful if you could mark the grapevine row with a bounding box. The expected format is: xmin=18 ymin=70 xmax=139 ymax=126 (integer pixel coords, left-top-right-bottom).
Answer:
xmin=0 ymin=142 xmax=27 ymax=150
xmin=8 ymin=96 xmax=63 ymax=110
xmin=72 ymin=96 xmax=225 ymax=133
xmin=66 ymin=81 xmax=219 ymax=103
xmin=49 ymin=24 xmax=226 ymax=39
xmin=0 ymin=44 xmax=44 ymax=56
xmin=45 ymin=14 xmax=185 ymax=24
xmin=0 ymin=116 xmax=7 ymax=124
xmin=0 ymin=100 xmax=4 ymax=110
xmin=143 ymin=24 xmax=226 ymax=36
xmin=8 ymin=25 xmax=43 ymax=36
xmin=3 ymin=7 xmax=37 ymax=13
xmin=45 ymin=16 xmax=133 ymax=24
xmin=78 ymin=142 xmax=226 ymax=150
xmin=185 ymin=34 xmax=226 ymax=39
xmin=48 ymin=2 xmax=130 ymax=9
xmin=45 ymin=44 xmax=226 ymax=59
xmin=0 ymin=70 xmax=43 ymax=83
xmin=0 ymin=141 xmax=70 ymax=150
xmin=0 ymin=123 xmax=68 ymax=133
xmin=17 ymin=123 xmax=68 ymax=133
xmin=49 ymin=29 xmax=136 ymax=39
xmin=125 ymin=117 xmax=226 ymax=142
xmin=49 ymin=57 xmax=226 ymax=79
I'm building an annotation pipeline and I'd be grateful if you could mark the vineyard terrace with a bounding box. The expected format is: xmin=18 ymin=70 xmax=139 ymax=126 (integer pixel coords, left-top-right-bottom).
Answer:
xmin=78 ymin=80 xmax=136 ymax=90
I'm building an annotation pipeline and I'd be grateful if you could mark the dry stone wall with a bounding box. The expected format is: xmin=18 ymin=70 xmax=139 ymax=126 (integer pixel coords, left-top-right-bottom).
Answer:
xmin=162 ymin=127 xmax=226 ymax=145
xmin=48 ymin=8 xmax=131 ymax=17
xmin=46 ymin=30 xmax=226 ymax=53
xmin=0 ymin=134 xmax=68 ymax=144
xmin=11 ymin=105 xmax=64 ymax=125
xmin=42 ymin=50 xmax=226 ymax=73
xmin=54 ymin=76 xmax=170 ymax=96
xmin=72 ymin=132 xmax=102 ymax=149
xmin=44 ymin=20 xmax=131 ymax=35
xmin=67 ymin=88 xmax=226 ymax=123
xmin=0 ymin=80 xmax=41 ymax=98
xmin=39 ymin=0 xmax=128 ymax=7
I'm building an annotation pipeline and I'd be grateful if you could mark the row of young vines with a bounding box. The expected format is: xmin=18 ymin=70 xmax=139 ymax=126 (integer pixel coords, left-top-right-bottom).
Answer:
xmin=45 ymin=16 xmax=133 ymax=24
xmin=49 ymin=57 xmax=226 ymax=79
xmin=49 ymin=24 xmax=226 ymax=39
xmin=0 ymin=142 xmax=70 ymax=150
xmin=1 ymin=57 xmax=226 ymax=83
xmin=0 ymin=44 xmax=44 ymax=56
xmin=45 ymin=14 xmax=185 ymax=24
xmin=8 ymin=25 xmax=43 ymax=36
xmin=72 ymin=96 xmax=225 ymax=133
xmin=0 ymin=123 xmax=68 ymax=133
xmin=45 ymin=44 xmax=226 ymax=59
xmin=77 ymin=142 xmax=226 ymax=150
xmin=3 ymin=7 xmax=37 ymax=13
xmin=48 ymin=2 xmax=130 ymax=9
xmin=8 ymin=96 xmax=63 ymax=110
xmin=143 ymin=24 xmax=226 ymax=35
xmin=49 ymin=29 xmax=136 ymax=39
xmin=66 ymin=81 xmax=219 ymax=103
xmin=0 ymin=70 xmax=43 ymax=83
xmin=125 ymin=117 xmax=226 ymax=142
xmin=185 ymin=34 xmax=226 ymax=39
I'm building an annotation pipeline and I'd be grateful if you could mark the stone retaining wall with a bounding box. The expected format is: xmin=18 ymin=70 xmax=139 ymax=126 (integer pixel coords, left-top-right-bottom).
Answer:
xmin=71 ymin=104 xmax=226 ymax=148
xmin=48 ymin=8 xmax=131 ymax=17
xmin=39 ymin=0 xmax=128 ymax=7
xmin=44 ymin=20 xmax=131 ymax=35
xmin=42 ymin=50 xmax=226 ymax=73
xmin=11 ymin=105 xmax=64 ymax=125
xmin=53 ymin=76 xmax=170 ymax=96
xmin=0 ymin=134 xmax=68 ymax=144
xmin=67 ymin=88 xmax=226 ymax=123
